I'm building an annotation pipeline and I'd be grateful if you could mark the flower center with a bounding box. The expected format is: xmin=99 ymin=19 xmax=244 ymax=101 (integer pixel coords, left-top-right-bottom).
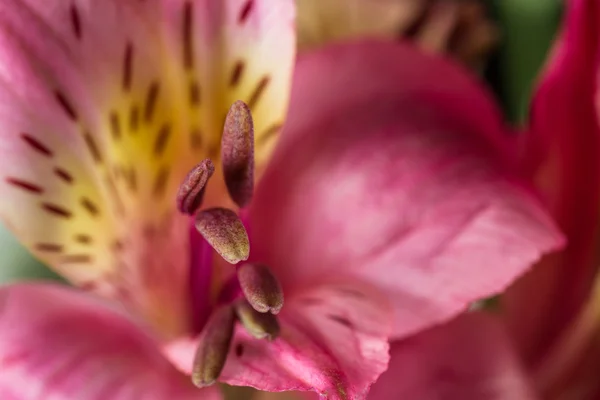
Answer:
xmin=176 ymin=100 xmax=284 ymax=388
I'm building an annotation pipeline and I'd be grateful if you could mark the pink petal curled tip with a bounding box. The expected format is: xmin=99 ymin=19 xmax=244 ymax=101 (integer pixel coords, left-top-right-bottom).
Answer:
xmin=195 ymin=208 xmax=249 ymax=264
xmin=237 ymin=263 xmax=284 ymax=314
xmin=176 ymin=159 xmax=215 ymax=215
xmin=222 ymin=100 xmax=254 ymax=208
xmin=192 ymin=305 xmax=236 ymax=388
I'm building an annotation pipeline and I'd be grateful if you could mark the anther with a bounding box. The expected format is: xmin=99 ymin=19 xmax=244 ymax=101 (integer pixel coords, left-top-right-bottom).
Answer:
xmin=237 ymin=263 xmax=284 ymax=314
xmin=222 ymin=100 xmax=254 ymax=208
xmin=176 ymin=159 xmax=215 ymax=215
xmin=195 ymin=207 xmax=249 ymax=264
xmin=192 ymin=305 xmax=235 ymax=388
xmin=234 ymin=299 xmax=280 ymax=340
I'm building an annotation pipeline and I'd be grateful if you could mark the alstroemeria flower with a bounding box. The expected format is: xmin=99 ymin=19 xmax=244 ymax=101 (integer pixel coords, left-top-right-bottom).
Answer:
xmin=167 ymin=41 xmax=559 ymax=398
xmin=0 ymin=1 xmax=563 ymax=399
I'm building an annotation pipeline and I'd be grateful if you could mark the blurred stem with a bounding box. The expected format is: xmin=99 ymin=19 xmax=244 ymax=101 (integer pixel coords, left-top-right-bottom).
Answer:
xmin=486 ymin=0 xmax=562 ymax=124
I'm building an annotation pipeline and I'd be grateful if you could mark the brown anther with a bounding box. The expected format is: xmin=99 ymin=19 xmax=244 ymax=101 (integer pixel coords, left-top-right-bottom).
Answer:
xmin=234 ymin=299 xmax=280 ymax=341
xmin=176 ymin=159 xmax=215 ymax=215
xmin=237 ymin=263 xmax=284 ymax=314
xmin=192 ymin=305 xmax=235 ymax=388
xmin=222 ymin=100 xmax=254 ymax=208
xmin=195 ymin=207 xmax=249 ymax=264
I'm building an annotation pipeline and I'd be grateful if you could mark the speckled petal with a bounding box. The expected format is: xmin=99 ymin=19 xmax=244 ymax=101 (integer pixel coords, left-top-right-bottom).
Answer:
xmin=0 ymin=0 xmax=295 ymax=338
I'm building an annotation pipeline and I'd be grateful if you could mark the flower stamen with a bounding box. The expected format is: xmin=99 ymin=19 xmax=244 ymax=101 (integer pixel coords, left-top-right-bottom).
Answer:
xmin=192 ymin=305 xmax=236 ymax=388
xmin=222 ymin=100 xmax=254 ymax=208
xmin=195 ymin=208 xmax=249 ymax=264
xmin=176 ymin=159 xmax=215 ymax=215
xmin=234 ymin=299 xmax=280 ymax=340
xmin=237 ymin=263 xmax=284 ymax=314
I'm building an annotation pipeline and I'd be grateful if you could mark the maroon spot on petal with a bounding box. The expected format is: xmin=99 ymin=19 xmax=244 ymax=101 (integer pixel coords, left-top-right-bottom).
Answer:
xmin=247 ymin=76 xmax=270 ymax=109
xmin=230 ymin=61 xmax=245 ymax=87
xmin=42 ymin=203 xmax=72 ymax=218
xmin=257 ymin=122 xmax=283 ymax=146
xmin=154 ymin=123 xmax=171 ymax=157
xmin=75 ymin=234 xmax=92 ymax=244
xmin=104 ymin=175 xmax=125 ymax=215
xmin=113 ymin=164 xmax=124 ymax=181
xmin=328 ymin=314 xmax=353 ymax=329
xmin=36 ymin=243 xmax=64 ymax=253
xmin=143 ymin=224 xmax=156 ymax=238
xmin=302 ymin=297 xmax=323 ymax=306
xmin=403 ymin=5 xmax=430 ymax=38
xmin=238 ymin=0 xmax=254 ymax=24
xmin=190 ymin=127 xmax=203 ymax=149
xmin=80 ymin=197 xmax=99 ymax=217
xmin=126 ymin=167 xmax=137 ymax=192
xmin=69 ymin=4 xmax=82 ymax=40
xmin=144 ymin=81 xmax=160 ymax=123
xmin=208 ymin=145 xmax=220 ymax=160
xmin=235 ymin=343 xmax=244 ymax=357
xmin=62 ymin=254 xmax=92 ymax=264
xmin=153 ymin=166 xmax=170 ymax=198
xmin=83 ymin=131 xmax=103 ymax=164
xmin=54 ymin=167 xmax=74 ymax=184
xmin=21 ymin=133 xmax=53 ymax=157
xmin=189 ymin=80 xmax=201 ymax=107
xmin=6 ymin=178 xmax=43 ymax=194
xmin=122 ymin=42 xmax=134 ymax=92
xmin=129 ymin=104 xmax=140 ymax=132
xmin=182 ymin=1 xmax=194 ymax=70
xmin=54 ymin=90 xmax=78 ymax=121
xmin=112 ymin=239 xmax=125 ymax=252
xmin=109 ymin=111 xmax=121 ymax=139
xmin=80 ymin=281 xmax=98 ymax=291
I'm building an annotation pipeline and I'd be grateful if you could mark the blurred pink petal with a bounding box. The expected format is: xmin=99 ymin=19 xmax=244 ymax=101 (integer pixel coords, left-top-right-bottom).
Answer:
xmin=168 ymin=282 xmax=391 ymax=400
xmin=504 ymin=0 xmax=600 ymax=368
xmin=0 ymin=0 xmax=295 ymax=337
xmin=250 ymin=41 xmax=565 ymax=340
xmin=368 ymin=312 xmax=539 ymax=400
xmin=0 ymin=283 xmax=221 ymax=400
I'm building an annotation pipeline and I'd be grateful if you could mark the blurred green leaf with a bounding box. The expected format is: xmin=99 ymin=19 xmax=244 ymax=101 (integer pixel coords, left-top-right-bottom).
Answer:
xmin=487 ymin=0 xmax=562 ymax=123
xmin=0 ymin=223 xmax=63 ymax=283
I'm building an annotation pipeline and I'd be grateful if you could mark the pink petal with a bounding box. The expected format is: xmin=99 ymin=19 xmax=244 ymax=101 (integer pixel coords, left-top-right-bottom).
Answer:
xmin=250 ymin=41 xmax=564 ymax=339
xmin=0 ymin=0 xmax=294 ymax=337
xmin=368 ymin=312 xmax=539 ymax=400
xmin=504 ymin=0 xmax=600 ymax=366
xmin=0 ymin=283 xmax=220 ymax=400
xmin=161 ymin=0 xmax=296 ymax=167
xmin=167 ymin=282 xmax=391 ymax=399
